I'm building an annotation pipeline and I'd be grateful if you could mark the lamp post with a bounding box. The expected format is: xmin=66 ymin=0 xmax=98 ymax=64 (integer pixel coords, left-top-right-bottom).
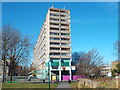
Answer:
xmin=48 ymin=58 xmax=50 ymax=90
xmin=48 ymin=57 xmax=53 ymax=90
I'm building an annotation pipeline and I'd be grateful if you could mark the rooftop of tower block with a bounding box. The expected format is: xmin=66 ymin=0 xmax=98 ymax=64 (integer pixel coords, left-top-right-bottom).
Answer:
xmin=49 ymin=7 xmax=70 ymax=13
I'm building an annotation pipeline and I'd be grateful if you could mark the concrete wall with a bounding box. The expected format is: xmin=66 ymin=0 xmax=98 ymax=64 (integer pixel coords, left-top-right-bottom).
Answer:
xmin=77 ymin=78 xmax=119 ymax=88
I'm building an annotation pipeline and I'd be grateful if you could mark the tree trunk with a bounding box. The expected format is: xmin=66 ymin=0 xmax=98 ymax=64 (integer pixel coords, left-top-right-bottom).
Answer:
xmin=9 ymin=61 xmax=13 ymax=82
xmin=2 ymin=60 xmax=6 ymax=82
xmin=10 ymin=72 xmax=12 ymax=82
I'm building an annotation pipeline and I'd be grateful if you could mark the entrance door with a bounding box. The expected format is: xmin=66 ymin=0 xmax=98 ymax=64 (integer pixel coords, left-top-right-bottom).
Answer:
xmin=52 ymin=75 xmax=56 ymax=81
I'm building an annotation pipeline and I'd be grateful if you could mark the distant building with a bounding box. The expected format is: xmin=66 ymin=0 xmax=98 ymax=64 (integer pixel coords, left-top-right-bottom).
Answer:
xmin=0 ymin=60 xmax=3 ymax=78
xmin=100 ymin=65 xmax=112 ymax=77
xmin=112 ymin=61 xmax=120 ymax=69
xmin=0 ymin=58 xmax=9 ymax=81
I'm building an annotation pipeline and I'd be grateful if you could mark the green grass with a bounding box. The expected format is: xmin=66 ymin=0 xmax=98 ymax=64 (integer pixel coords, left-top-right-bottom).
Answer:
xmin=70 ymin=82 xmax=90 ymax=89
xmin=2 ymin=83 xmax=58 ymax=88
xmin=70 ymin=82 xmax=78 ymax=88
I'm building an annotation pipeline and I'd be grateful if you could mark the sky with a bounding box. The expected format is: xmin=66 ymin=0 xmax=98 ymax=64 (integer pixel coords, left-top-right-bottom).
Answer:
xmin=2 ymin=2 xmax=118 ymax=65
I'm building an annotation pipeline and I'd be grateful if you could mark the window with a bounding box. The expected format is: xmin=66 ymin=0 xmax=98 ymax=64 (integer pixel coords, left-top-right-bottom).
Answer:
xmin=61 ymin=29 xmax=69 ymax=31
xmin=50 ymin=37 xmax=60 ymax=40
xmin=61 ymin=53 xmax=70 ymax=56
xmin=60 ymin=10 xmax=68 ymax=13
xmin=50 ymin=32 xmax=59 ymax=35
xmin=50 ymin=47 xmax=60 ymax=50
xmin=50 ymin=28 xmax=59 ymax=31
xmin=50 ymin=23 xmax=59 ymax=26
xmin=61 ymin=48 xmax=70 ymax=50
xmin=61 ymin=38 xmax=69 ymax=40
xmin=61 ymin=29 xmax=65 ymax=31
xmin=61 ymin=19 xmax=66 ymax=21
xmin=50 ymin=9 xmax=59 ymax=12
xmin=50 ymin=18 xmax=59 ymax=21
xmin=61 ymin=33 xmax=70 ymax=36
xmin=60 ymin=11 xmax=65 ymax=13
xmin=50 ymin=42 xmax=60 ymax=45
xmin=50 ymin=58 xmax=60 ymax=60
xmin=50 ymin=53 xmax=60 ymax=55
xmin=61 ymin=58 xmax=70 ymax=60
xmin=61 ymin=43 xmax=69 ymax=46
xmin=50 ymin=14 xmax=59 ymax=17
xmin=60 ymin=15 xmax=65 ymax=17
xmin=61 ymin=24 xmax=69 ymax=26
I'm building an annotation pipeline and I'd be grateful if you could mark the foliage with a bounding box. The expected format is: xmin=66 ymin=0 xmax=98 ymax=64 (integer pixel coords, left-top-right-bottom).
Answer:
xmin=111 ymin=63 xmax=120 ymax=77
xmin=72 ymin=52 xmax=85 ymax=65
xmin=114 ymin=41 xmax=120 ymax=56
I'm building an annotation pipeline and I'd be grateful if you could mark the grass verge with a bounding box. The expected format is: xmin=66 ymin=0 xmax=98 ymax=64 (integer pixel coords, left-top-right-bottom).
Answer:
xmin=2 ymin=83 xmax=58 ymax=88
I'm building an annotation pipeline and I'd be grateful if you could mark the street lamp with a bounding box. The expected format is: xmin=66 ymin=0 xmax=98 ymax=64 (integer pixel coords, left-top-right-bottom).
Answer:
xmin=48 ymin=61 xmax=50 ymax=90
xmin=48 ymin=57 xmax=53 ymax=90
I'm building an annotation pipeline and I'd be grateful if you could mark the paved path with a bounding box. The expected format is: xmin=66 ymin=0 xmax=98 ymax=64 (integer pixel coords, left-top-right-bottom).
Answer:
xmin=55 ymin=82 xmax=72 ymax=90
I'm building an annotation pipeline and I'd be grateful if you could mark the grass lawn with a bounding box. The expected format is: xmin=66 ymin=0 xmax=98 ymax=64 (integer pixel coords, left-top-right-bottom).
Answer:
xmin=70 ymin=82 xmax=78 ymax=88
xmin=2 ymin=83 xmax=58 ymax=88
xmin=70 ymin=82 xmax=90 ymax=89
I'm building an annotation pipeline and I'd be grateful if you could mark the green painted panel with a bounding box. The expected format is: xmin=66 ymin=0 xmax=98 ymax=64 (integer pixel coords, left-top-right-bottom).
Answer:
xmin=51 ymin=61 xmax=59 ymax=66
xmin=61 ymin=61 xmax=69 ymax=66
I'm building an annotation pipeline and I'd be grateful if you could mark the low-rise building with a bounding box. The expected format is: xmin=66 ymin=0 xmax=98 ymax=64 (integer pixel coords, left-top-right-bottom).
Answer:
xmin=100 ymin=65 xmax=112 ymax=77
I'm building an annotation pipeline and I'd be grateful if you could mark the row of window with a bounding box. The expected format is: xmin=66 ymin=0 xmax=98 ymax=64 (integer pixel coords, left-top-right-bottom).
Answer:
xmin=50 ymin=9 xmax=69 ymax=13
xmin=50 ymin=32 xmax=70 ymax=36
xmin=50 ymin=42 xmax=70 ymax=46
xmin=50 ymin=9 xmax=68 ymax=13
xmin=50 ymin=47 xmax=70 ymax=50
xmin=50 ymin=23 xmax=69 ymax=26
xmin=50 ymin=58 xmax=70 ymax=60
xmin=50 ymin=37 xmax=70 ymax=40
xmin=50 ymin=28 xmax=69 ymax=31
xmin=50 ymin=53 xmax=70 ymax=56
xmin=50 ymin=18 xmax=69 ymax=22
xmin=50 ymin=14 xmax=69 ymax=17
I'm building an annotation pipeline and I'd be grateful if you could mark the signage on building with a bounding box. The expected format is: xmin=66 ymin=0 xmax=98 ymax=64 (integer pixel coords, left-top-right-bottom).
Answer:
xmin=71 ymin=66 xmax=76 ymax=70
xmin=52 ymin=66 xmax=58 ymax=69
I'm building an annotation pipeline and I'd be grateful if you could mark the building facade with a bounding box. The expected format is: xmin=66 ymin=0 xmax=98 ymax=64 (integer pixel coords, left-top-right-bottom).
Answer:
xmin=33 ymin=7 xmax=72 ymax=81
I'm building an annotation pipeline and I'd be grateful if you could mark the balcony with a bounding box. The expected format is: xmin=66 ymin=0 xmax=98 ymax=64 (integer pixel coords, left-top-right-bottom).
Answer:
xmin=50 ymin=20 xmax=60 ymax=24
xmin=50 ymin=15 xmax=59 ymax=19
xmin=61 ymin=55 xmax=71 ymax=58
xmin=50 ymin=40 xmax=61 ymax=43
xmin=50 ymin=25 xmax=59 ymax=28
xmin=61 ymin=16 xmax=70 ymax=20
xmin=50 ymin=50 xmax=61 ymax=53
xmin=61 ymin=30 xmax=70 ymax=33
xmin=61 ymin=50 xmax=70 ymax=53
xmin=50 ymin=45 xmax=61 ymax=48
xmin=50 ymin=11 xmax=59 ymax=14
xmin=61 ymin=35 xmax=70 ymax=38
xmin=61 ymin=45 xmax=71 ymax=48
xmin=50 ymin=30 xmax=60 ymax=33
xmin=60 ymin=12 xmax=70 ymax=16
xmin=60 ymin=21 xmax=70 ymax=24
xmin=50 ymin=55 xmax=60 ymax=58
xmin=61 ymin=40 xmax=70 ymax=43
xmin=61 ymin=26 xmax=70 ymax=29
xmin=50 ymin=35 xmax=60 ymax=38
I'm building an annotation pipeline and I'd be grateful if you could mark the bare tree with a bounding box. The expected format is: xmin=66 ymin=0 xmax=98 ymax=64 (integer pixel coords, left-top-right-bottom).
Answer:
xmin=1 ymin=24 xmax=32 ymax=82
xmin=76 ymin=49 xmax=104 ymax=78
xmin=114 ymin=41 xmax=120 ymax=60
